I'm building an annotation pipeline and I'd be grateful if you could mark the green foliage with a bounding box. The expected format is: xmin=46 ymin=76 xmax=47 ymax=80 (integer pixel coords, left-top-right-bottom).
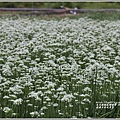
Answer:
xmin=0 ymin=2 xmax=120 ymax=8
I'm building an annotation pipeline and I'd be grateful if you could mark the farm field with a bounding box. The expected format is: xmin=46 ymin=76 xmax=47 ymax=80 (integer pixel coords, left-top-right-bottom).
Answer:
xmin=0 ymin=16 xmax=120 ymax=118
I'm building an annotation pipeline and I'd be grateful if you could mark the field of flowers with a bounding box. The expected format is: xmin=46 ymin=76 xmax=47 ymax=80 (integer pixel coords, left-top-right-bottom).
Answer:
xmin=0 ymin=16 xmax=120 ymax=118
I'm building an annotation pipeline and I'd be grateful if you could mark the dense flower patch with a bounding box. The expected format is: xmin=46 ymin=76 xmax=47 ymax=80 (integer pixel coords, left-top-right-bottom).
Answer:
xmin=0 ymin=17 xmax=120 ymax=118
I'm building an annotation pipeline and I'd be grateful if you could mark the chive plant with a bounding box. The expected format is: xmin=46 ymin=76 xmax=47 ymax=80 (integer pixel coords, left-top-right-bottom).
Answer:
xmin=0 ymin=16 xmax=119 ymax=118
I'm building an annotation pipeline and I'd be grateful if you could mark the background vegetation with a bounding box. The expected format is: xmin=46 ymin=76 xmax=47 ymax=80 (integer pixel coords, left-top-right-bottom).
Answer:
xmin=0 ymin=2 xmax=120 ymax=9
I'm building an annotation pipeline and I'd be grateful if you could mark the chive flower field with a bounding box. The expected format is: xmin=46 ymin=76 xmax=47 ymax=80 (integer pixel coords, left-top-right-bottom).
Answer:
xmin=0 ymin=17 xmax=120 ymax=118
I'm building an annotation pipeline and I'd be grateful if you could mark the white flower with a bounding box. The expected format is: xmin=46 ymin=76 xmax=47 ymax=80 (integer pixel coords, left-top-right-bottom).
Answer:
xmin=41 ymin=112 xmax=44 ymax=115
xmin=57 ymin=87 xmax=64 ymax=91
xmin=61 ymin=94 xmax=75 ymax=102
xmin=46 ymin=98 xmax=51 ymax=102
xmin=3 ymin=96 xmax=9 ymax=99
xmin=30 ymin=111 xmax=39 ymax=117
xmin=83 ymin=87 xmax=92 ymax=92
xmin=83 ymin=98 xmax=91 ymax=103
xmin=12 ymin=113 xmax=17 ymax=116
xmin=29 ymin=91 xmax=40 ymax=100
xmin=13 ymin=98 xmax=23 ymax=105
xmin=53 ymin=103 xmax=58 ymax=107
xmin=3 ymin=107 xmax=11 ymax=113
xmin=41 ymin=106 xmax=48 ymax=110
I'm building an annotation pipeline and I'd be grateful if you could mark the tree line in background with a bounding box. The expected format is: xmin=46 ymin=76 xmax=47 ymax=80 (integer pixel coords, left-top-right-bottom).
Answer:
xmin=0 ymin=2 xmax=120 ymax=9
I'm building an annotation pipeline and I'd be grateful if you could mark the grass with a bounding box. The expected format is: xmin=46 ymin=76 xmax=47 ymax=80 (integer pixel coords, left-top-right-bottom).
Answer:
xmin=1 ymin=11 xmax=120 ymax=21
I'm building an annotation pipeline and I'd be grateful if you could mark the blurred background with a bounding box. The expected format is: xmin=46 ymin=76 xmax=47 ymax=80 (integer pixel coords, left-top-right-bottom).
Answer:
xmin=0 ymin=2 xmax=120 ymax=9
